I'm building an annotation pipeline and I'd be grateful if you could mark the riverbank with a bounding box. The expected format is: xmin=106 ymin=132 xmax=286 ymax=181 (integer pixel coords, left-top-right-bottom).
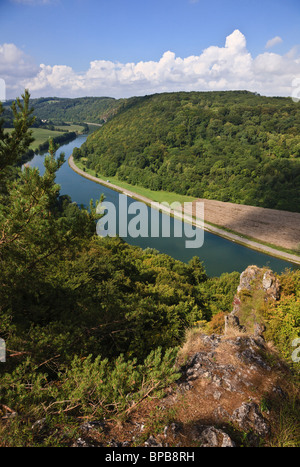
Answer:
xmin=68 ymin=155 xmax=300 ymax=266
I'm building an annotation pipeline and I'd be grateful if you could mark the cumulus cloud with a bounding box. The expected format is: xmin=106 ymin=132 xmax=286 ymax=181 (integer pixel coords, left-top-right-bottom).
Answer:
xmin=0 ymin=43 xmax=40 ymax=96
xmin=265 ymin=36 xmax=283 ymax=49
xmin=2 ymin=30 xmax=300 ymax=99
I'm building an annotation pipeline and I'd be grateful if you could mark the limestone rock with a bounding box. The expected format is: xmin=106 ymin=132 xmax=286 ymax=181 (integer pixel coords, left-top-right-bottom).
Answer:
xmin=237 ymin=336 xmax=271 ymax=370
xmin=144 ymin=435 xmax=163 ymax=447
xmin=231 ymin=402 xmax=270 ymax=439
xmin=109 ymin=439 xmax=131 ymax=447
xmin=262 ymin=270 xmax=280 ymax=300
xmin=198 ymin=426 xmax=235 ymax=447
xmin=72 ymin=437 xmax=94 ymax=447
xmin=237 ymin=265 xmax=261 ymax=294
xmin=227 ymin=266 xmax=280 ymax=336
xmin=224 ymin=314 xmax=246 ymax=335
xmin=254 ymin=322 xmax=266 ymax=339
xmin=236 ymin=266 xmax=280 ymax=302
xmin=177 ymin=333 xmax=267 ymax=396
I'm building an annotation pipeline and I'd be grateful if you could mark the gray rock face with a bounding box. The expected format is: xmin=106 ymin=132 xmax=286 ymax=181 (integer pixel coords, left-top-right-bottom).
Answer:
xmin=238 ymin=337 xmax=271 ymax=370
xmin=72 ymin=437 xmax=94 ymax=447
xmin=237 ymin=265 xmax=261 ymax=294
xmin=178 ymin=335 xmax=241 ymax=394
xmin=262 ymin=270 xmax=280 ymax=300
xmin=144 ymin=435 xmax=163 ymax=447
xmin=236 ymin=266 xmax=280 ymax=303
xmin=224 ymin=314 xmax=246 ymax=335
xmin=231 ymin=402 xmax=270 ymax=438
xmin=226 ymin=266 xmax=280 ymax=337
xmin=175 ymin=328 xmax=276 ymax=446
xmin=178 ymin=333 xmax=273 ymax=395
xmin=198 ymin=426 xmax=235 ymax=447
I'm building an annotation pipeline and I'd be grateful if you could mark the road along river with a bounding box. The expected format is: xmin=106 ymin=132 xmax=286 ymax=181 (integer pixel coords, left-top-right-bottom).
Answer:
xmin=26 ymin=134 xmax=299 ymax=277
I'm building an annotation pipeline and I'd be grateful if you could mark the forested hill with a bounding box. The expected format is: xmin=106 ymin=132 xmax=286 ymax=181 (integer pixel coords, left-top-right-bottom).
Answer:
xmin=3 ymin=96 xmax=123 ymax=125
xmin=76 ymin=91 xmax=300 ymax=212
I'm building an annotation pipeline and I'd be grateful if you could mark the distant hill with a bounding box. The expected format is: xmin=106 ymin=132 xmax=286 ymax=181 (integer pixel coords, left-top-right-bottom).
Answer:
xmin=76 ymin=91 xmax=300 ymax=212
xmin=3 ymin=96 xmax=124 ymax=125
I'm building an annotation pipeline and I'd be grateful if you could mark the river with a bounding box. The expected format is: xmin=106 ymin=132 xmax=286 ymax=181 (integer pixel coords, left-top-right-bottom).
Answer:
xmin=26 ymin=134 xmax=299 ymax=277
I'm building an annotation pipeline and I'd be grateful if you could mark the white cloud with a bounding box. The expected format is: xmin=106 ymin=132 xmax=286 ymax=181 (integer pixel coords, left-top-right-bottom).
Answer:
xmin=265 ymin=36 xmax=283 ymax=49
xmin=0 ymin=43 xmax=40 ymax=95
xmin=1 ymin=30 xmax=300 ymax=99
xmin=225 ymin=29 xmax=247 ymax=51
xmin=0 ymin=43 xmax=38 ymax=75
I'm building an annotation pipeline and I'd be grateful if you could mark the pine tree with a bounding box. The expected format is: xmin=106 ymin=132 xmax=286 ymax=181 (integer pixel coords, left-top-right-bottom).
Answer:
xmin=0 ymin=89 xmax=35 ymax=193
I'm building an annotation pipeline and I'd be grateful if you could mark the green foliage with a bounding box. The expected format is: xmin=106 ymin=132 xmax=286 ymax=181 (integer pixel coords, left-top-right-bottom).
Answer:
xmin=0 ymin=236 xmax=207 ymax=364
xmin=0 ymin=90 xmax=35 ymax=190
xmin=33 ymin=131 xmax=77 ymax=154
xmin=263 ymin=270 xmax=300 ymax=366
xmin=0 ymin=348 xmax=180 ymax=445
xmin=269 ymin=395 xmax=300 ymax=447
xmin=50 ymin=347 xmax=180 ymax=418
xmin=79 ymin=91 xmax=300 ymax=212
xmin=198 ymin=271 xmax=240 ymax=319
xmin=0 ymin=358 xmax=48 ymax=415
xmin=0 ymin=348 xmax=179 ymax=419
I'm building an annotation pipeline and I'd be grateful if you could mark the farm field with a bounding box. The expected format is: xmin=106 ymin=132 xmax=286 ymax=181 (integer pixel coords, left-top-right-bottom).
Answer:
xmin=186 ymin=198 xmax=300 ymax=252
xmin=5 ymin=127 xmax=64 ymax=150
xmin=54 ymin=124 xmax=86 ymax=133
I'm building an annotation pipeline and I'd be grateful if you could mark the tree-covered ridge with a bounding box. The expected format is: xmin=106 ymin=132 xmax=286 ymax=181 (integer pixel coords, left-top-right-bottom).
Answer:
xmin=8 ymin=96 xmax=124 ymax=125
xmin=76 ymin=91 xmax=300 ymax=212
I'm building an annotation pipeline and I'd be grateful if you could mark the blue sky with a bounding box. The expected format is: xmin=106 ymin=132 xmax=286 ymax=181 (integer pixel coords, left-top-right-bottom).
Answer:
xmin=0 ymin=0 xmax=300 ymax=99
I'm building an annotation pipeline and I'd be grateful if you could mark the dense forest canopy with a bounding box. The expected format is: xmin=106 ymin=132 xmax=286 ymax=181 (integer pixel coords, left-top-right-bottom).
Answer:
xmin=75 ymin=91 xmax=300 ymax=212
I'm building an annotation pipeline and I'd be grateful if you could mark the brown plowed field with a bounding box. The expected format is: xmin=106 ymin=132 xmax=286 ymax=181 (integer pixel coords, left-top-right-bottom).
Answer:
xmin=184 ymin=199 xmax=300 ymax=251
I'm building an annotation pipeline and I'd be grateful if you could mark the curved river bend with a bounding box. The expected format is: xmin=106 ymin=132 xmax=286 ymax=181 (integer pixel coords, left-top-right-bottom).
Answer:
xmin=26 ymin=134 xmax=298 ymax=277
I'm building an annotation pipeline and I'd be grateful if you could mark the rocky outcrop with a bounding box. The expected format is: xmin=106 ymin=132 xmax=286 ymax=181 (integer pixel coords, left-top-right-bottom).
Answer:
xmin=224 ymin=314 xmax=246 ymax=335
xmin=226 ymin=265 xmax=280 ymax=337
xmin=237 ymin=265 xmax=262 ymax=294
xmin=195 ymin=426 xmax=236 ymax=447
xmin=236 ymin=265 xmax=280 ymax=306
xmin=70 ymin=266 xmax=291 ymax=448
xmin=71 ymin=328 xmax=289 ymax=448
xmin=231 ymin=402 xmax=270 ymax=438
xmin=173 ymin=329 xmax=290 ymax=447
xmin=262 ymin=269 xmax=281 ymax=301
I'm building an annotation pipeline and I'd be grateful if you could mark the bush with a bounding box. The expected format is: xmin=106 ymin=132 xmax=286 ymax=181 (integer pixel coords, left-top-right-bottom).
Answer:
xmin=264 ymin=294 xmax=300 ymax=366
xmin=0 ymin=348 xmax=180 ymax=423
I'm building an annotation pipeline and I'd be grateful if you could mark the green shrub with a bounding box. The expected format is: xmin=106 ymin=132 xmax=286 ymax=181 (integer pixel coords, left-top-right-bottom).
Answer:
xmin=0 ymin=347 xmax=180 ymax=423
